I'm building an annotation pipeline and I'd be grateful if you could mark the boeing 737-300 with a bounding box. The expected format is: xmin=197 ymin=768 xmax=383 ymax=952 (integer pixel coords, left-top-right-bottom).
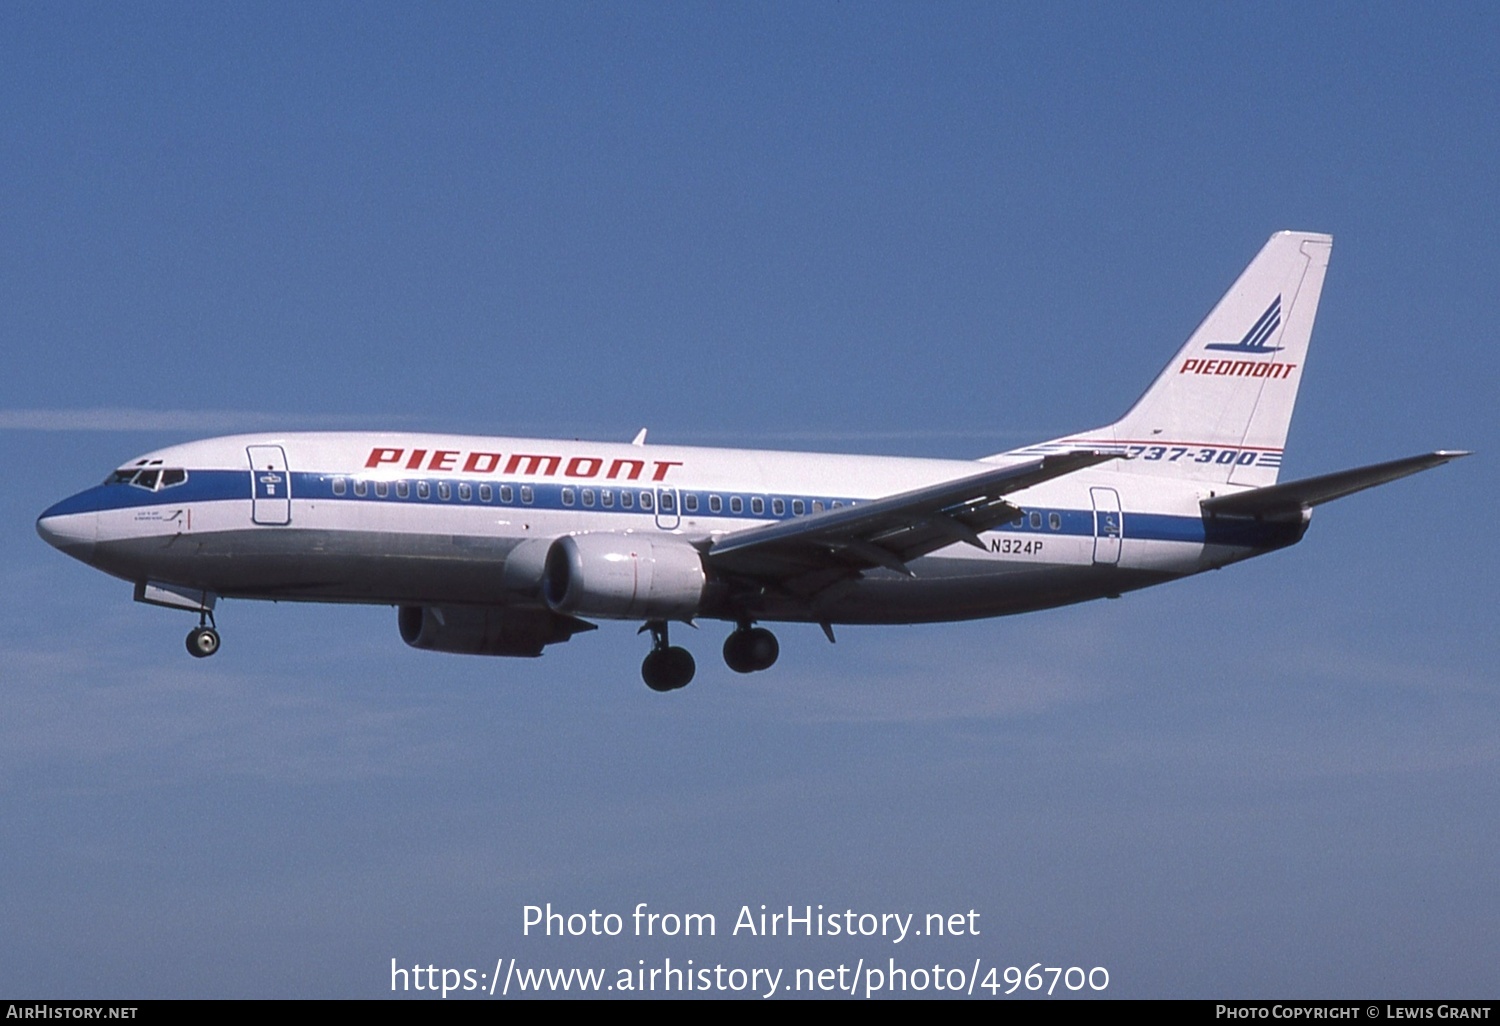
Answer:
xmin=36 ymin=231 xmax=1467 ymax=690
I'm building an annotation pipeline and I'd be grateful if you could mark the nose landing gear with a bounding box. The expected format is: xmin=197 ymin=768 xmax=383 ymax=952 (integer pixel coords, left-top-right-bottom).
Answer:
xmin=723 ymin=623 xmax=779 ymax=674
xmin=640 ymin=620 xmax=695 ymax=692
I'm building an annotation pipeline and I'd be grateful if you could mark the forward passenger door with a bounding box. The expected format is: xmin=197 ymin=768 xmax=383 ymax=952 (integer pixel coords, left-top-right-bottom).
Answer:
xmin=248 ymin=445 xmax=292 ymax=525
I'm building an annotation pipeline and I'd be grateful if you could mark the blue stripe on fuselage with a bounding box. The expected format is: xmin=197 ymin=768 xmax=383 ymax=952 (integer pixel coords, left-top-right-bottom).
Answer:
xmin=42 ymin=470 xmax=1303 ymax=550
xmin=40 ymin=471 xmax=245 ymax=517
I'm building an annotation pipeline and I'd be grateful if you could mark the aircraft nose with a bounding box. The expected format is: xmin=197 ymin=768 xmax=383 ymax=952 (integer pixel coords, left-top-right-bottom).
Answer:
xmin=36 ymin=499 xmax=98 ymax=563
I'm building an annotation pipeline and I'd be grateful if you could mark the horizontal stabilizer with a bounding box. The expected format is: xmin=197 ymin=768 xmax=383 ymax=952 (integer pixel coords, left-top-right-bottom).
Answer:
xmin=1201 ymin=451 xmax=1470 ymax=519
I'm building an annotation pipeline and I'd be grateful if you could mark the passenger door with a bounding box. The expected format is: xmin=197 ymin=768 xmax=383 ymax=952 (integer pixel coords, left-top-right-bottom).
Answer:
xmin=1090 ymin=486 xmax=1122 ymax=565
xmin=247 ymin=445 xmax=292 ymax=525
xmin=653 ymin=487 xmax=681 ymax=530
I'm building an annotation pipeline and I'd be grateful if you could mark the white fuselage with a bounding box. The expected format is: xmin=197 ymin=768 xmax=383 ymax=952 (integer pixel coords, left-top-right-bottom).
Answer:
xmin=37 ymin=430 xmax=1295 ymax=628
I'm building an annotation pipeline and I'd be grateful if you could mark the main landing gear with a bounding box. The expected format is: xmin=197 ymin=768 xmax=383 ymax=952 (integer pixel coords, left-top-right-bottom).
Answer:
xmin=640 ymin=621 xmax=782 ymax=692
xmin=723 ymin=623 xmax=779 ymax=674
xmin=641 ymin=620 xmax=695 ymax=692
xmin=185 ymin=610 xmax=220 ymax=658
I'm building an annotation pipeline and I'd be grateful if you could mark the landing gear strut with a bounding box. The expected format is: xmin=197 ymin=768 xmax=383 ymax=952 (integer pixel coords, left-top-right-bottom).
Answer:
xmin=723 ymin=623 xmax=779 ymax=674
xmin=640 ymin=620 xmax=695 ymax=692
xmin=185 ymin=609 xmax=220 ymax=659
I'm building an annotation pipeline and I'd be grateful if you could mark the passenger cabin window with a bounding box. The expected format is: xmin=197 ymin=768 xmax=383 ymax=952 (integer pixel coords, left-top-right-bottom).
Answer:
xmin=479 ymin=484 xmax=492 ymax=502
xmin=354 ymin=480 xmax=368 ymax=497
xmin=582 ymin=488 xmax=595 ymax=507
xmin=561 ymin=487 xmax=575 ymax=507
xmin=1049 ymin=512 xmax=1062 ymax=531
xmin=792 ymin=499 xmax=805 ymax=515
xmin=1029 ymin=512 xmax=1042 ymax=529
xmin=375 ymin=481 xmax=389 ymax=498
xmin=812 ymin=500 xmax=824 ymax=513
xmin=396 ymin=481 xmax=410 ymax=499
xmin=621 ymin=491 xmax=633 ymax=509
xmin=751 ymin=497 xmax=764 ymax=515
xmin=659 ymin=492 xmax=674 ymax=512
xmin=640 ymin=492 xmax=653 ymax=511
xmin=601 ymin=490 xmax=614 ymax=508
xmin=773 ymin=498 xmax=785 ymax=516
xmin=438 ymin=482 xmax=451 ymax=501
xmin=332 ymin=477 xmax=347 ymax=496
xmin=458 ymin=483 xmax=472 ymax=501
xmin=520 ymin=485 xmax=533 ymax=505
xmin=684 ymin=494 xmax=698 ymax=513
xmin=709 ymin=495 xmax=722 ymax=513
xmin=417 ymin=481 xmax=430 ymax=499
xmin=730 ymin=496 xmax=743 ymax=514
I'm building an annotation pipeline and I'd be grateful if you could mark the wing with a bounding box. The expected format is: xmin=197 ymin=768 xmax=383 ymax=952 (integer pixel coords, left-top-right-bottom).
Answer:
xmin=705 ymin=450 xmax=1118 ymax=588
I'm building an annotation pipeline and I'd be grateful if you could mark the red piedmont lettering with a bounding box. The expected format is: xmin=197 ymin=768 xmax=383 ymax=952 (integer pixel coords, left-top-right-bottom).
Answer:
xmin=606 ymin=458 xmax=644 ymax=480
xmin=506 ymin=454 xmax=561 ymax=476
xmin=366 ymin=448 xmax=403 ymax=468
xmin=464 ymin=452 xmax=503 ymax=473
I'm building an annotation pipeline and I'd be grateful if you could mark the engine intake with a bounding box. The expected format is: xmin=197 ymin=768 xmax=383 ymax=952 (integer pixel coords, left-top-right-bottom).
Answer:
xmin=542 ymin=534 xmax=707 ymax=620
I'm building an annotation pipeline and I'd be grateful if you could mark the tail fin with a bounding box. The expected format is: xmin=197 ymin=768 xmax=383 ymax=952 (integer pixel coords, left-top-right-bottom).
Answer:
xmin=1003 ymin=231 xmax=1332 ymax=487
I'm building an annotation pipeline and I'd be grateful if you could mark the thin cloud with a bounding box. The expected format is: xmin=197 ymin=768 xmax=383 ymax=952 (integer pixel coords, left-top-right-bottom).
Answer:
xmin=747 ymin=618 xmax=1117 ymax=725
xmin=0 ymin=408 xmax=1059 ymax=449
xmin=0 ymin=408 xmax=411 ymax=432
xmin=1276 ymin=645 xmax=1492 ymax=697
xmin=0 ymin=643 xmax=450 ymax=787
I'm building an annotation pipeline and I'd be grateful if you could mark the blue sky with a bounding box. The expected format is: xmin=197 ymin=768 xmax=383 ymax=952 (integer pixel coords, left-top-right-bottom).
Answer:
xmin=2 ymin=3 xmax=1496 ymax=998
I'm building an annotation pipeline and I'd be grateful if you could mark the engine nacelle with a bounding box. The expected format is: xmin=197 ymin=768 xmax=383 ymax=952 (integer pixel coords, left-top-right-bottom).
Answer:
xmin=542 ymin=533 xmax=707 ymax=620
xmin=498 ymin=537 xmax=553 ymax=597
xmin=398 ymin=604 xmax=594 ymax=657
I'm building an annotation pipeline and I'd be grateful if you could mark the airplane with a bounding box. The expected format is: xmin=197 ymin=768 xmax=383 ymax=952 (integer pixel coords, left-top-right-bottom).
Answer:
xmin=36 ymin=231 xmax=1467 ymax=691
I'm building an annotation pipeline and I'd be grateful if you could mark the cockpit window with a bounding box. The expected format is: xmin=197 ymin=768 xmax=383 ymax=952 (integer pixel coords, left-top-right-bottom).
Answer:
xmin=107 ymin=467 xmax=188 ymax=491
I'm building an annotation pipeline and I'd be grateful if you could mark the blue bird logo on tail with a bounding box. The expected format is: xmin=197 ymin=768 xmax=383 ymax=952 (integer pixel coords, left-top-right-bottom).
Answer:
xmin=1205 ymin=295 xmax=1282 ymax=353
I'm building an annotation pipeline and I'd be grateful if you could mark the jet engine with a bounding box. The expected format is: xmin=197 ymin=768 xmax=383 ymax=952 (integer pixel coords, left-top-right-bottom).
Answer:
xmin=542 ymin=533 xmax=707 ymax=620
xmin=398 ymin=604 xmax=594 ymax=657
